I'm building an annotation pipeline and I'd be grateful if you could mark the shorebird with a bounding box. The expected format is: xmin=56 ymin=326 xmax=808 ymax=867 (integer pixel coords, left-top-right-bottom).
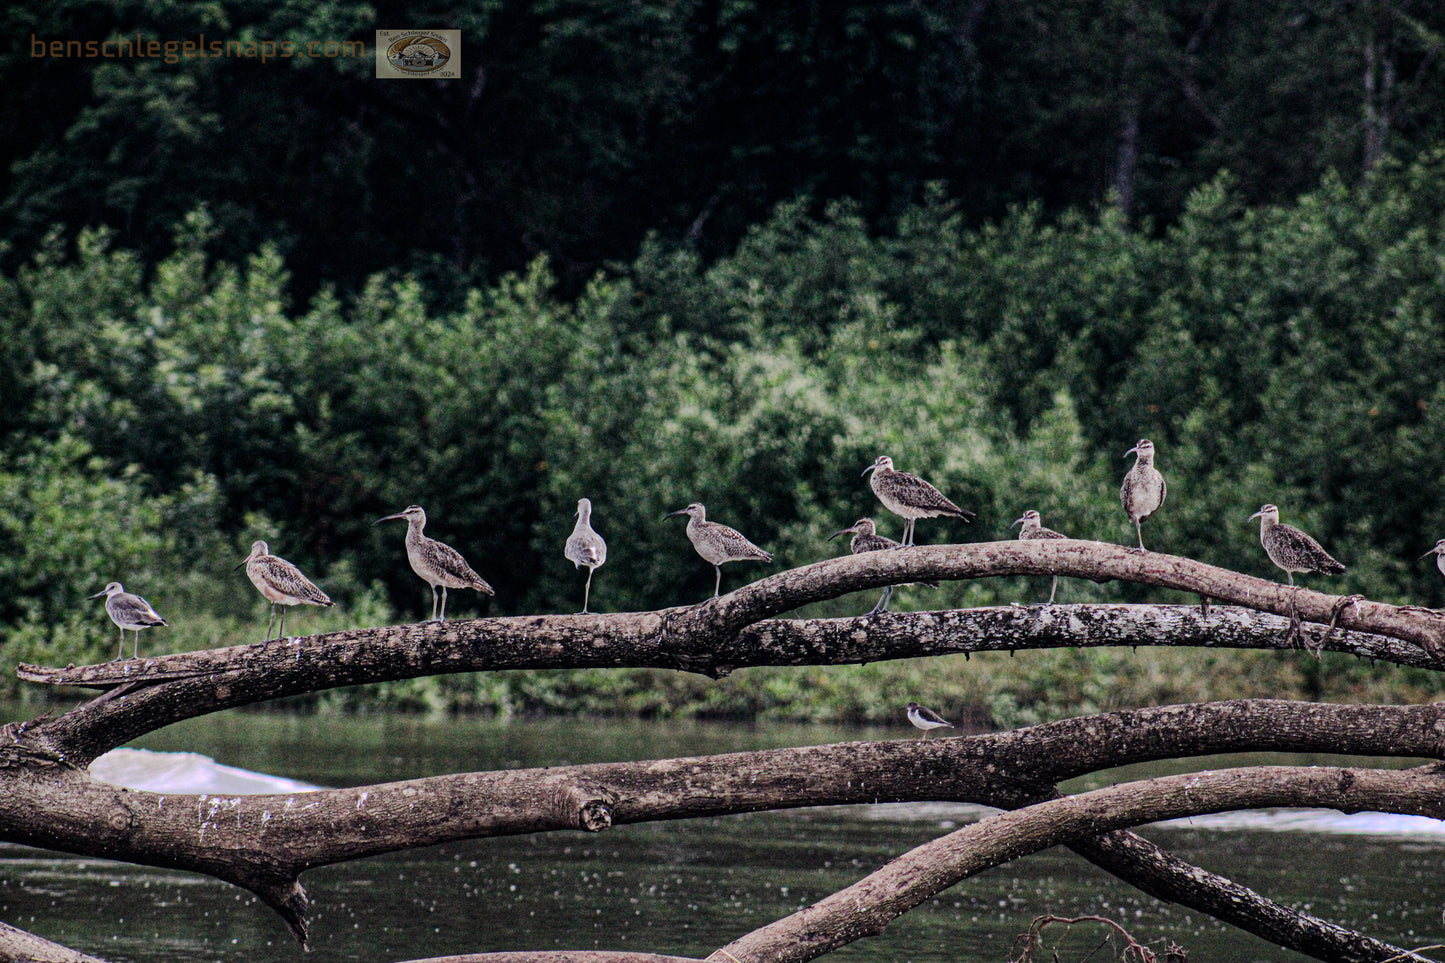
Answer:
xmin=240 ymin=540 xmax=333 ymax=641
xmin=862 ymin=455 xmax=974 ymax=546
xmin=1011 ymin=509 xmax=1067 ymax=604
xmin=1120 ymin=439 xmax=1166 ymax=551
xmin=1421 ymin=539 xmax=1445 ymax=583
xmin=829 ymin=517 xmax=937 ymax=615
xmin=564 ymin=497 xmax=607 ymax=613
xmin=89 ymin=582 xmax=167 ymax=661
xmin=665 ymin=502 xmax=771 ymax=599
xmin=1249 ymin=504 xmax=1346 ymax=586
xmin=374 ymin=505 xmax=494 ymax=621
xmin=904 ymin=702 xmax=955 ymax=740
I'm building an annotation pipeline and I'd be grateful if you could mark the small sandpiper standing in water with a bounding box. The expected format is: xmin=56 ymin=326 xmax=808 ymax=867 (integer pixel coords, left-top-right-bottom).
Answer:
xmin=666 ymin=502 xmax=771 ymax=599
xmin=1120 ymin=439 xmax=1166 ymax=552
xmin=564 ymin=497 xmax=607 ymax=613
xmin=240 ymin=540 xmax=333 ymax=641
xmin=90 ymin=582 xmax=167 ymax=661
xmin=374 ymin=505 xmax=494 ymax=621
xmin=904 ymin=702 xmax=955 ymax=740
xmin=863 ymin=456 xmax=974 ymax=547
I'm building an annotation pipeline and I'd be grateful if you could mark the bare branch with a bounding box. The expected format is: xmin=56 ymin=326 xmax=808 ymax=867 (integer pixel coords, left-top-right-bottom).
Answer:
xmin=19 ymin=541 xmax=1445 ymax=766
xmin=715 ymin=765 xmax=1445 ymax=963
xmin=0 ymin=921 xmax=108 ymax=963
xmin=3 ymin=700 xmax=1441 ymax=952
xmin=9 ymin=540 xmax=1445 ymax=958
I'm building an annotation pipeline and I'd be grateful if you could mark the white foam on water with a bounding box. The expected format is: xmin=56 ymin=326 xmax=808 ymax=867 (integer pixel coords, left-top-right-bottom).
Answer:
xmin=88 ymin=748 xmax=322 ymax=795
xmin=1161 ymin=808 xmax=1445 ymax=839
xmin=864 ymin=800 xmax=1445 ymax=840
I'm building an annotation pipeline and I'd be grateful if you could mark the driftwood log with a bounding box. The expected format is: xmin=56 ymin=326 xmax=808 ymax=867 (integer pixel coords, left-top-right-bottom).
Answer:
xmin=4 ymin=540 xmax=1445 ymax=962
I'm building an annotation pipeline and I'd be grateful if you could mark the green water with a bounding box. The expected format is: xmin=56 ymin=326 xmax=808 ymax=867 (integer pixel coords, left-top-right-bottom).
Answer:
xmin=2 ymin=712 xmax=1443 ymax=962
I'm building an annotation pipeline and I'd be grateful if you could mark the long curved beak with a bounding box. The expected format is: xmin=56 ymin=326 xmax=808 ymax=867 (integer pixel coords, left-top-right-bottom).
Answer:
xmin=1010 ymin=516 xmax=1026 ymax=529
xmin=87 ymin=590 xmax=106 ymax=600
xmin=860 ymin=464 xmax=877 ymax=477
xmin=663 ymin=509 xmax=688 ymax=520
xmin=1247 ymin=509 xmax=1265 ymax=521
xmin=828 ymin=528 xmax=854 ymax=541
xmin=373 ymin=513 xmax=405 ymax=526
xmin=1421 ymin=549 xmax=1441 ymax=560
xmin=1123 ymin=445 xmax=1139 ymax=458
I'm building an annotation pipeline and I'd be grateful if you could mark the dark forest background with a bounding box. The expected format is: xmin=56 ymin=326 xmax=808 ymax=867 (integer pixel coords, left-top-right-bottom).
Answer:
xmin=5 ymin=0 xmax=1445 ymax=720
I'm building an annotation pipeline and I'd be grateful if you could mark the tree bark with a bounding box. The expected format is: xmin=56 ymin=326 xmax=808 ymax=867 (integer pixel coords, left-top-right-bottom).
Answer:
xmin=6 ymin=539 xmax=1445 ymax=961
xmin=715 ymin=765 xmax=1445 ymax=963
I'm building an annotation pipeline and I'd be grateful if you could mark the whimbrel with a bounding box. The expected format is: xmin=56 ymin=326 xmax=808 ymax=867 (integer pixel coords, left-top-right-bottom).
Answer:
xmin=374 ymin=505 xmax=494 ymax=621
xmin=863 ymin=456 xmax=974 ymax=546
xmin=564 ymin=497 xmax=607 ymax=613
xmin=240 ymin=540 xmax=333 ymax=641
xmin=1421 ymin=539 xmax=1445 ymax=583
xmin=829 ymin=517 xmax=937 ymax=615
xmin=1120 ymin=439 xmax=1166 ymax=551
xmin=904 ymin=701 xmax=954 ymax=740
xmin=1011 ymin=509 xmax=1067 ymax=604
xmin=89 ymin=582 xmax=167 ymax=661
xmin=1249 ymin=504 xmax=1345 ymax=586
xmin=665 ymin=502 xmax=771 ymax=599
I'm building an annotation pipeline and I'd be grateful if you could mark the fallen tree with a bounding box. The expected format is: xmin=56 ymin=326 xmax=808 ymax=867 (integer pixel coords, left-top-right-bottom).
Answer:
xmin=4 ymin=539 xmax=1445 ymax=962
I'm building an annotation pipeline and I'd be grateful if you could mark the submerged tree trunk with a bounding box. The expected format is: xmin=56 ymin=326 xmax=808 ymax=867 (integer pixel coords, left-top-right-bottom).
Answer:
xmin=3 ymin=541 xmax=1444 ymax=962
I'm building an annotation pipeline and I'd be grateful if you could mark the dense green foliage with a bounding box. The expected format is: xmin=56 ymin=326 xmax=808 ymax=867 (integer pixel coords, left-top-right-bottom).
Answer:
xmin=6 ymin=153 xmax=1445 ymax=719
xmin=6 ymin=0 xmax=1445 ymax=300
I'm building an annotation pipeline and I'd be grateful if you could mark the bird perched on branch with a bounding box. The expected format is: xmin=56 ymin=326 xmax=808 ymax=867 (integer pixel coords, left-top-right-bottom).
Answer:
xmin=1011 ymin=509 xmax=1068 ymax=604
xmin=1421 ymin=539 xmax=1445 ymax=585
xmin=904 ymin=702 xmax=954 ymax=740
xmin=863 ymin=455 xmax=974 ymax=547
xmin=829 ymin=516 xmax=938 ymax=615
xmin=1249 ymin=504 xmax=1346 ymax=587
xmin=666 ymin=502 xmax=771 ymax=600
xmin=564 ymin=497 xmax=607 ymax=614
xmin=89 ymin=582 xmax=167 ymax=661
xmin=374 ymin=505 xmax=494 ymax=621
xmin=1120 ymin=439 xmax=1166 ymax=552
xmin=240 ymin=540 xmax=333 ymax=641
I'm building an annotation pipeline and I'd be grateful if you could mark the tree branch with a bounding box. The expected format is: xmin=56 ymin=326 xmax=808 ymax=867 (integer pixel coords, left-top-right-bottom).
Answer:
xmin=0 ymin=921 xmax=108 ymax=963
xmin=715 ymin=765 xmax=1445 ymax=963
xmin=3 ymin=701 xmax=1441 ymax=952
xmin=10 ymin=540 xmax=1445 ymax=958
xmin=19 ymin=541 xmax=1445 ymax=767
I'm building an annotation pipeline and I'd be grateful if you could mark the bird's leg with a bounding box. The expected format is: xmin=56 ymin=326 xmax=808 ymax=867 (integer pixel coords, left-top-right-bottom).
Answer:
xmin=1199 ymin=595 xmax=1211 ymax=618
xmin=440 ymin=586 xmax=449 ymax=622
xmin=277 ymin=607 xmax=287 ymax=640
xmin=429 ymin=585 xmax=440 ymax=622
xmin=115 ymin=629 xmax=125 ymax=662
xmin=903 ymin=518 xmax=915 ymax=547
xmin=581 ymin=568 xmax=593 ymax=614
xmin=131 ymin=631 xmax=139 ymax=660
xmin=1282 ymin=587 xmax=1305 ymax=651
xmin=1047 ymin=575 xmax=1059 ymax=605
xmin=869 ymin=585 xmax=893 ymax=616
xmin=712 ymin=566 xmax=722 ymax=599
xmin=1128 ymin=520 xmax=1146 ymax=554
xmin=1317 ymin=594 xmax=1366 ymax=652
xmin=265 ymin=603 xmax=277 ymax=642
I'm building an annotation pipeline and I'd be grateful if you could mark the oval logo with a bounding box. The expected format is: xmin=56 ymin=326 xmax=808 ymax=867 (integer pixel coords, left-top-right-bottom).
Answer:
xmin=385 ymin=34 xmax=451 ymax=73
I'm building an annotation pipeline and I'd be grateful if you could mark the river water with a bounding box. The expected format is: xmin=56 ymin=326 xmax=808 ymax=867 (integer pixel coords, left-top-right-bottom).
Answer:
xmin=2 ymin=712 xmax=1443 ymax=962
